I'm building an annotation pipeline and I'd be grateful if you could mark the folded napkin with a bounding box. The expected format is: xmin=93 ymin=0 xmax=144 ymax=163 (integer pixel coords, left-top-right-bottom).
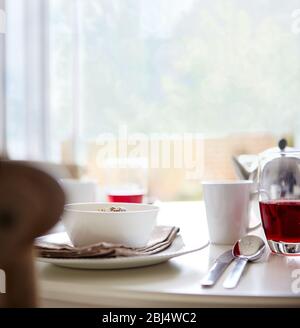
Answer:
xmin=35 ymin=226 xmax=180 ymax=259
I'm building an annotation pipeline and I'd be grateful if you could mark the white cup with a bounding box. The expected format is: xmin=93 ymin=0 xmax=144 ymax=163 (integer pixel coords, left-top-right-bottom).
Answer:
xmin=60 ymin=179 xmax=99 ymax=204
xmin=202 ymin=180 xmax=258 ymax=245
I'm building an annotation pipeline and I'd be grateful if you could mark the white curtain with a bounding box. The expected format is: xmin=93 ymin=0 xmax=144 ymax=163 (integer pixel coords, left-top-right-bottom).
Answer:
xmin=6 ymin=0 xmax=48 ymax=160
xmin=5 ymin=0 xmax=81 ymax=162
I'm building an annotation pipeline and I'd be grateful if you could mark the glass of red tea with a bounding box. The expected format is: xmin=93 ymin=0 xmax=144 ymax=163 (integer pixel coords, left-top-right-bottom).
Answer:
xmin=103 ymin=157 xmax=148 ymax=204
xmin=259 ymin=143 xmax=300 ymax=255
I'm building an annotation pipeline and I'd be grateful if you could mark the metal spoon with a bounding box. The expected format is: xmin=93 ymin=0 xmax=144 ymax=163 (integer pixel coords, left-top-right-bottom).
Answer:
xmin=223 ymin=235 xmax=266 ymax=289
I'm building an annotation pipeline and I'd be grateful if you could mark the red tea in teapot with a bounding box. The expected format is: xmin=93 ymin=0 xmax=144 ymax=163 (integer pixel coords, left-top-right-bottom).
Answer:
xmin=259 ymin=200 xmax=300 ymax=243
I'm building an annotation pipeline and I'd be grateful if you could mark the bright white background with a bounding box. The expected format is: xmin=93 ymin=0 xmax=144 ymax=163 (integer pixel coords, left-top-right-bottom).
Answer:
xmin=3 ymin=0 xmax=300 ymax=163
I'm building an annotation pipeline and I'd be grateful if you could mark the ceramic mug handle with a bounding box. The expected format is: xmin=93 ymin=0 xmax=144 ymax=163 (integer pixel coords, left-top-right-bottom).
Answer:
xmin=247 ymin=190 xmax=262 ymax=232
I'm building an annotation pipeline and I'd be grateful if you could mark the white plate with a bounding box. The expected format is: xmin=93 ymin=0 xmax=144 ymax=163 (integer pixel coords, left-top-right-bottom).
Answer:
xmin=37 ymin=235 xmax=208 ymax=270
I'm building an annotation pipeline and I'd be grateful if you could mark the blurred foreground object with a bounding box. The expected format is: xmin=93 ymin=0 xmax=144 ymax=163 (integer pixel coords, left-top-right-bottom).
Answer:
xmin=0 ymin=160 xmax=65 ymax=307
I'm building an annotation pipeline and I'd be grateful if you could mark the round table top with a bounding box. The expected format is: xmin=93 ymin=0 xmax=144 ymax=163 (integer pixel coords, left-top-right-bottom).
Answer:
xmin=37 ymin=201 xmax=300 ymax=307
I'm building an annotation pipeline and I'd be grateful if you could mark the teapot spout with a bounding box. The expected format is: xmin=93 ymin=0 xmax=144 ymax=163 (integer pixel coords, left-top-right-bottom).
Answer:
xmin=232 ymin=155 xmax=258 ymax=180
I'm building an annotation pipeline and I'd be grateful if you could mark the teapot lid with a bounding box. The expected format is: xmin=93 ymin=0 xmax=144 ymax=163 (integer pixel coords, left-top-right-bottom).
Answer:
xmin=260 ymin=138 xmax=297 ymax=156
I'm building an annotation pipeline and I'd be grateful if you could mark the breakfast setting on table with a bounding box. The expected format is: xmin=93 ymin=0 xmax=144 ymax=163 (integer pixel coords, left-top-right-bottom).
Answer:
xmin=32 ymin=139 xmax=300 ymax=301
xmin=1 ymin=136 xmax=300 ymax=308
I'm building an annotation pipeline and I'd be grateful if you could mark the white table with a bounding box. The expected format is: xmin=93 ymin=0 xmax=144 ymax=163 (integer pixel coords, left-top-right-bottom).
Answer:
xmin=37 ymin=202 xmax=300 ymax=307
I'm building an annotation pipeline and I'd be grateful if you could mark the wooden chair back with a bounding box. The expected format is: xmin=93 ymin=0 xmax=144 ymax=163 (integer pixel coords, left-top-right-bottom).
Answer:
xmin=0 ymin=160 xmax=65 ymax=307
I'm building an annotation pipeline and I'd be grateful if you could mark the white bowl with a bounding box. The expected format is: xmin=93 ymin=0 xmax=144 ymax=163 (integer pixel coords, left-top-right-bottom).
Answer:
xmin=62 ymin=202 xmax=159 ymax=248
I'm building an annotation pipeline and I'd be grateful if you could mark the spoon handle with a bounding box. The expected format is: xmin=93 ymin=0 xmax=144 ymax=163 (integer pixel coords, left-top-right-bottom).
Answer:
xmin=223 ymin=258 xmax=248 ymax=289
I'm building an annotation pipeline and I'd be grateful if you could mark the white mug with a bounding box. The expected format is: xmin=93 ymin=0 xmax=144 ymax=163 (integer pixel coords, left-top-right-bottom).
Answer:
xmin=60 ymin=179 xmax=99 ymax=204
xmin=202 ymin=180 xmax=259 ymax=245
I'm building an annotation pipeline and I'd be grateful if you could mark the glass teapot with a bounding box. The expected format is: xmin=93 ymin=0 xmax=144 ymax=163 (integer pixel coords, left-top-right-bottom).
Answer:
xmin=258 ymin=139 xmax=300 ymax=255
